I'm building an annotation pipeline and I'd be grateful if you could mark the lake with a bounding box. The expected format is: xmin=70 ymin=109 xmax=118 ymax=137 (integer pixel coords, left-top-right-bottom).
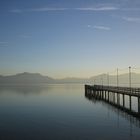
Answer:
xmin=0 ymin=84 xmax=140 ymax=140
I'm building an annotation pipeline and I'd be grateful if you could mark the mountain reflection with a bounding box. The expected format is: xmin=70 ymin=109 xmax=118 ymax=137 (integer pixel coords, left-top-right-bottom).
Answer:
xmin=0 ymin=85 xmax=53 ymax=95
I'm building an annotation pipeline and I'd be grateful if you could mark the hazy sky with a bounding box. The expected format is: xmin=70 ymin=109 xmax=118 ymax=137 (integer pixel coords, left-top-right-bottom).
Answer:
xmin=0 ymin=0 xmax=140 ymax=78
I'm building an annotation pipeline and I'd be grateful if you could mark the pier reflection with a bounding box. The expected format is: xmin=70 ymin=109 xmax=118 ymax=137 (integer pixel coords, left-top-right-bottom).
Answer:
xmin=85 ymin=91 xmax=140 ymax=128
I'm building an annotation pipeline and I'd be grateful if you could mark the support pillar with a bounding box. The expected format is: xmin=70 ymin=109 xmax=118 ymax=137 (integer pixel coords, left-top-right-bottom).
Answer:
xmin=129 ymin=96 xmax=132 ymax=111
xmin=113 ymin=93 xmax=115 ymax=104
xmin=102 ymin=90 xmax=104 ymax=99
xmin=108 ymin=91 xmax=110 ymax=102
xmin=117 ymin=94 xmax=120 ymax=105
xmin=138 ymin=97 xmax=140 ymax=113
xmin=123 ymin=94 xmax=125 ymax=107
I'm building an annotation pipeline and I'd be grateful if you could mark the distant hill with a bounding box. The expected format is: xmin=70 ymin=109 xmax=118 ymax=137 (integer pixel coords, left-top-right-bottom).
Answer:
xmin=0 ymin=72 xmax=89 ymax=85
xmin=0 ymin=72 xmax=54 ymax=85
xmin=55 ymin=77 xmax=89 ymax=84
xmin=0 ymin=72 xmax=140 ymax=86
xmin=89 ymin=73 xmax=140 ymax=87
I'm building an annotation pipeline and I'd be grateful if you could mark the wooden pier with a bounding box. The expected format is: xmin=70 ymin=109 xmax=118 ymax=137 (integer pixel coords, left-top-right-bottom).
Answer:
xmin=85 ymin=85 xmax=140 ymax=118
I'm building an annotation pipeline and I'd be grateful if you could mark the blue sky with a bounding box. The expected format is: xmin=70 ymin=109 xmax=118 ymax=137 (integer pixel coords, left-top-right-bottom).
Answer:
xmin=0 ymin=0 xmax=140 ymax=78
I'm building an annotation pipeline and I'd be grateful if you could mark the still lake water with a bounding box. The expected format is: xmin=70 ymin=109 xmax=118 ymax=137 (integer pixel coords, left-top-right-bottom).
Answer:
xmin=0 ymin=84 xmax=140 ymax=140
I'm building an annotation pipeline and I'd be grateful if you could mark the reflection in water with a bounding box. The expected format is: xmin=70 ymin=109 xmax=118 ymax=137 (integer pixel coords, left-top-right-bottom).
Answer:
xmin=0 ymin=84 xmax=82 ymax=95
xmin=0 ymin=85 xmax=53 ymax=95
xmin=85 ymin=93 xmax=140 ymax=128
xmin=0 ymin=84 xmax=140 ymax=140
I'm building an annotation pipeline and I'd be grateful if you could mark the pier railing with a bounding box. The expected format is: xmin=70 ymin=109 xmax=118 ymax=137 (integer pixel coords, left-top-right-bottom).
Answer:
xmin=85 ymin=85 xmax=140 ymax=97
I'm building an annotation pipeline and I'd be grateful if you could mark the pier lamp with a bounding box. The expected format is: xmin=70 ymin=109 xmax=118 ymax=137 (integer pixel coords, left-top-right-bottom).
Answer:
xmin=117 ymin=68 xmax=119 ymax=88
xmin=129 ymin=66 xmax=131 ymax=89
xmin=107 ymin=73 xmax=109 ymax=87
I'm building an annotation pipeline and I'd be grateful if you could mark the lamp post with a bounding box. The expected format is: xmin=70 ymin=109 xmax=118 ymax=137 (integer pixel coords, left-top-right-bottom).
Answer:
xmin=101 ymin=75 xmax=103 ymax=92
xmin=101 ymin=75 xmax=103 ymax=86
xmin=129 ymin=66 xmax=131 ymax=88
xmin=94 ymin=79 xmax=96 ymax=85
xmin=107 ymin=73 xmax=109 ymax=87
xmin=117 ymin=68 xmax=119 ymax=87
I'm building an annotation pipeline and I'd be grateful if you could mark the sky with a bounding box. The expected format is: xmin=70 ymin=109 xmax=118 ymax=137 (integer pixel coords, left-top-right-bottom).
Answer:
xmin=0 ymin=0 xmax=140 ymax=78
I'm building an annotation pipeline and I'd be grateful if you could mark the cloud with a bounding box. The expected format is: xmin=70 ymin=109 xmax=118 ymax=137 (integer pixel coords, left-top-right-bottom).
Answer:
xmin=122 ymin=8 xmax=140 ymax=11
xmin=10 ymin=5 xmax=119 ymax=14
xmin=93 ymin=26 xmax=111 ymax=30
xmin=75 ymin=6 xmax=119 ymax=11
xmin=88 ymin=25 xmax=111 ymax=31
xmin=29 ymin=7 xmax=68 ymax=12
xmin=87 ymin=25 xmax=92 ymax=28
xmin=10 ymin=7 xmax=68 ymax=13
xmin=122 ymin=17 xmax=140 ymax=22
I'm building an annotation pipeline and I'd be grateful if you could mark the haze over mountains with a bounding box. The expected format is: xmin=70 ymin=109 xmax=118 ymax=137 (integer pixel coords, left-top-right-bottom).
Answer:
xmin=0 ymin=72 xmax=140 ymax=86
xmin=90 ymin=73 xmax=140 ymax=86
xmin=0 ymin=72 xmax=89 ymax=85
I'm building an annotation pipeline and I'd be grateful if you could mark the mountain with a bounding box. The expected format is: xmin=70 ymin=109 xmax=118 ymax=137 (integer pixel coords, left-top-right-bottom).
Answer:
xmin=0 ymin=72 xmax=54 ymax=85
xmin=0 ymin=72 xmax=140 ymax=86
xmin=89 ymin=73 xmax=140 ymax=87
xmin=0 ymin=72 xmax=89 ymax=85
xmin=55 ymin=77 xmax=89 ymax=84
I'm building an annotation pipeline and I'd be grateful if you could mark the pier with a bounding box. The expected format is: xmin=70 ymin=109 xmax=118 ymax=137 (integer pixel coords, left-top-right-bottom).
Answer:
xmin=85 ymin=85 xmax=140 ymax=118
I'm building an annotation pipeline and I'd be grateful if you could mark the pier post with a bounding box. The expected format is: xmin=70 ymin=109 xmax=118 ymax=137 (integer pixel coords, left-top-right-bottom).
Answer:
xmin=94 ymin=91 xmax=96 ymax=98
xmin=123 ymin=94 xmax=125 ymax=107
xmin=102 ymin=90 xmax=104 ymax=99
xmin=138 ymin=97 xmax=140 ymax=114
xmin=100 ymin=90 xmax=102 ymax=99
xmin=108 ymin=91 xmax=110 ymax=101
xmin=129 ymin=96 xmax=132 ymax=111
xmin=110 ymin=92 xmax=112 ymax=103
xmin=97 ymin=91 xmax=99 ymax=98
xmin=100 ymin=90 xmax=101 ymax=99
xmin=99 ymin=90 xmax=101 ymax=99
xmin=117 ymin=94 xmax=120 ymax=105
xmin=113 ymin=93 xmax=115 ymax=104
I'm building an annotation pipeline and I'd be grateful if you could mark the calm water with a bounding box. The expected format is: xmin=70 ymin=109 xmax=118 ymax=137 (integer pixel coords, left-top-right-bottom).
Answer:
xmin=0 ymin=84 xmax=140 ymax=140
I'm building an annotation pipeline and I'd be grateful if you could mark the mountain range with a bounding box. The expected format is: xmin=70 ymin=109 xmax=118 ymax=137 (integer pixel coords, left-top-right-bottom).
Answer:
xmin=0 ymin=72 xmax=140 ymax=86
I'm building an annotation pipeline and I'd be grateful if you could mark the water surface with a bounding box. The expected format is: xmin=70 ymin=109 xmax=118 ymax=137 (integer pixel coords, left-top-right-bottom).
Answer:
xmin=0 ymin=84 xmax=140 ymax=140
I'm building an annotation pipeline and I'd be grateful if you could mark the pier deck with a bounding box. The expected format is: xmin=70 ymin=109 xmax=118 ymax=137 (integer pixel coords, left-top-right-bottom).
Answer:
xmin=85 ymin=85 xmax=140 ymax=97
